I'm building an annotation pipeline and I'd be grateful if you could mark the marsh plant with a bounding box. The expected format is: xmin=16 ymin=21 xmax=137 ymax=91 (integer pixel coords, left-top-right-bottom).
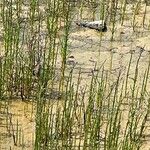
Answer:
xmin=0 ymin=0 xmax=150 ymax=149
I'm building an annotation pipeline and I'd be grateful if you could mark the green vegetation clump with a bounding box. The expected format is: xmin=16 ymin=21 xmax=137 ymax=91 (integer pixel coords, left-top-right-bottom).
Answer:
xmin=0 ymin=0 xmax=150 ymax=149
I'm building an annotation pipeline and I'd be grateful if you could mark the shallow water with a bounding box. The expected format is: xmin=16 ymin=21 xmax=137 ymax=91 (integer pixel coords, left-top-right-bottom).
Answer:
xmin=0 ymin=2 xmax=150 ymax=149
